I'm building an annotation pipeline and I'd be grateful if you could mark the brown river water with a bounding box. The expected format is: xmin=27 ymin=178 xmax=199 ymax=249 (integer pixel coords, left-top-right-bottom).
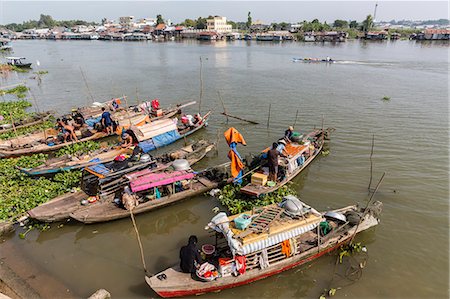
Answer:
xmin=0 ymin=39 xmax=448 ymax=298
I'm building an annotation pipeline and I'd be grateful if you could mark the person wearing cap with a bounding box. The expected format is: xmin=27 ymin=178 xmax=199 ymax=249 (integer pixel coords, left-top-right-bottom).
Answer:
xmin=121 ymin=132 xmax=133 ymax=148
xmin=276 ymin=139 xmax=287 ymax=155
xmin=285 ymin=126 xmax=294 ymax=141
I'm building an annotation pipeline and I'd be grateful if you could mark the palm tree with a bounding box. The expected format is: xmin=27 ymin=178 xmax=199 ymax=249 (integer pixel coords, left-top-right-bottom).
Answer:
xmin=362 ymin=15 xmax=373 ymax=32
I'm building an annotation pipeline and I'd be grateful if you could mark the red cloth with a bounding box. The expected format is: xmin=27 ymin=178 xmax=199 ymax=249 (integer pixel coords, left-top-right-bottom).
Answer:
xmin=151 ymin=99 xmax=160 ymax=110
xmin=235 ymin=255 xmax=246 ymax=275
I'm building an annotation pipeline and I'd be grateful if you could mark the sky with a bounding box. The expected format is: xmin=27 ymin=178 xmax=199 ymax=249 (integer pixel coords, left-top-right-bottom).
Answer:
xmin=0 ymin=1 xmax=448 ymax=25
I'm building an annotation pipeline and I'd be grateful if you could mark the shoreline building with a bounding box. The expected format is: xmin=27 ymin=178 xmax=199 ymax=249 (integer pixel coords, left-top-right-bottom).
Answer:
xmin=206 ymin=16 xmax=232 ymax=33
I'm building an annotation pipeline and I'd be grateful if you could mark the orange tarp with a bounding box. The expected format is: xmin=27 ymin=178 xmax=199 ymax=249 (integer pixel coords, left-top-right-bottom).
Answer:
xmin=224 ymin=127 xmax=246 ymax=178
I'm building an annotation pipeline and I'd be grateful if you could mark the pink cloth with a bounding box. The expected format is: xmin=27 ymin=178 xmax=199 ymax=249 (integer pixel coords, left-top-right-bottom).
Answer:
xmin=130 ymin=170 xmax=194 ymax=192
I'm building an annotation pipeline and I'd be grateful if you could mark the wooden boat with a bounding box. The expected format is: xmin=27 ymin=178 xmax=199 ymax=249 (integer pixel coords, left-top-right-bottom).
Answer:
xmin=6 ymin=57 xmax=32 ymax=68
xmin=0 ymin=111 xmax=54 ymax=134
xmin=240 ymin=128 xmax=329 ymax=197
xmin=0 ymin=39 xmax=12 ymax=51
xmin=70 ymin=169 xmax=225 ymax=224
xmin=27 ymin=141 xmax=219 ymax=222
xmin=146 ymin=198 xmax=383 ymax=298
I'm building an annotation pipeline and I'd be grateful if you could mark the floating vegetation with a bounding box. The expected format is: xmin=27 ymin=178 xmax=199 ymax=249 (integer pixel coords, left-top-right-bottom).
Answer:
xmin=216 ymin=184 xmax=297 ymax=214
xmin=0 ymin=120 xmax=54 ymax=140
xmin=0 ymin=100 xmax=32 ymax=123
xmin=0 ymin=85 xmax=29 ymax=99
xmin=0 ymin=64 xmax=28 ymax=74
xmin=55 ymin=140 xmax=101 ymax=157
xmin=0 ymin=154 xmax=82 ymax=221
xmin=381 ymin=96 xmax=391 ymax=101
xmin=34 ymin=70 xmax=48 ymax=75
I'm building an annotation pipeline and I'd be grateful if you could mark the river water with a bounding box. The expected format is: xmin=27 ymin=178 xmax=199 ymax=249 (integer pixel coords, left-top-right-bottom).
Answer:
xmin=0 ymin=39 xmax=448 ymax=298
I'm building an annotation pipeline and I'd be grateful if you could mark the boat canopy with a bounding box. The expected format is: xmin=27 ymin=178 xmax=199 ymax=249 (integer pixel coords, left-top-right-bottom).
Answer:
xmin=129 ymin=170 xmax=194 ymax=192
xmin=206 ymin=200 xmax=323 ymax=256
xmin=131 ymin=118 xmax=177 ymax=142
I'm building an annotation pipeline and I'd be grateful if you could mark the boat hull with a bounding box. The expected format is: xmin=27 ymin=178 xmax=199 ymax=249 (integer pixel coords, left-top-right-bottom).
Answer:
xmin=146 ymin=208 xmax=380 ymax=297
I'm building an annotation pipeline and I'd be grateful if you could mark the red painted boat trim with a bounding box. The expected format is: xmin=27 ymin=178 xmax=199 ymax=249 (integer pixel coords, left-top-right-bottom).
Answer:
xmin=155 ymin=237 xmax=350 ymax=298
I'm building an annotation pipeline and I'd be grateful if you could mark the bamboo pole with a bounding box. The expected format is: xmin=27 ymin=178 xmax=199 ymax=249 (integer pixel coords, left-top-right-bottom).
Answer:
xmin=368 ymin=134 xmax=375 ymax=192
xmin=9 ymin=111 xmax=18 ymax=142
xmin=135 ymin=87 xmax=140 ymax=106
xmin=199 ymin=57 xmax=203 ymax=115
xmin=267 ymin=103 xmax=271 ymax=129
xmin=221 ymin=112 xmax=259 ymax=124
xmin=217 ymin=91 xmax=228 ymax=124
xmin=350 ymin=172 xmax=386 ymax=244
xmin=293 ymin=109 xmax=299 ymax=129
xmin=80 ymin=67 xmax=95 ymax=105
xmin=129 ymin=209 xmax=148 ymax=275
xmin=124 ymin=95 xmax=132 ymax=128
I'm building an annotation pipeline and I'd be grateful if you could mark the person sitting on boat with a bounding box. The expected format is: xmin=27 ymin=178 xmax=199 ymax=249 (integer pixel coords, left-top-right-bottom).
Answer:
xmin=151 ymin=98 xmax=160 ymax=113
xmin=71 ymin=110 xmax=85 ymax=130
xmin=193 ymin=113 xmax=203 ymax=126
xmin=101 ymin=107 xmax=113 ymax=135
xmin=57 ymin=118 xmax=78 ymax=143
xmin=109 ymin=98 xmax=121 ymax=111
xmin=326 ymin=56 xmax=332 ymax=62
xmin=180 ymin=235 xmax=202 ymax=274
xmin=121 ymin=132 xmax=134 ymax=148
xmin=284 ymin=126 xmax=294 ymax=141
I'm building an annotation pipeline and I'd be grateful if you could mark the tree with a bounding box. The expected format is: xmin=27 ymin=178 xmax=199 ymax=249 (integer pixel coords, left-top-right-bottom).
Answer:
xmin=181 ymin=19 xmax=197 ymax=28
xmin=279 ymin=22 xmax=289 ymax=30
xmin=362 ymin=15 xmax=373 ymax=32
xmin=156 ymin=14 xmax=164 ymax=25
xmin=333 ymin=19 xmax=348 ymax=28
xmin=349 ymin=20 xmax=358 ymax=28
xmin=196 ymin=17 xmax=207 ymax=29
xmin=38 ymin=14 xmax=56 ymax=28
xmin=246 ymin=11 xmax=252 ymax=29
xmin=101 ymin=18 xmax=107 ymax=25
xmin=227 ymin=20 xmax=237 ymax=29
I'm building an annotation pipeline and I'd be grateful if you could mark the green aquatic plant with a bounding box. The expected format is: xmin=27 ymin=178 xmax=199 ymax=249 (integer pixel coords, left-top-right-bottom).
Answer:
xmin=216 ymin=184 xmax=297 ymax=214
xmin=381 ymin=96 xmax=391 ymax=101
xmin=55 ymin=140 xmax=101 ymax=157
xmin=34 ymin=70 xmax=48 ymax=75
xmin=0 ymin=154 xmax=82 ymax=221
xmin=0 ymin=85 xmax=29 ymax=99
xmin=0 ymin=120 xmax=54 ymax=140
xmin=0 ymin=100 xmax=32 ymax=123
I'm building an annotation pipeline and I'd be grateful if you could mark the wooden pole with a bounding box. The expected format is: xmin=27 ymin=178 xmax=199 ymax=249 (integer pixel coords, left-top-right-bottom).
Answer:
xmin=368 ymin=134 xmax=375 ymax=192
xmin=267 ymin=103 xmax=271 ymax=129
xmin=293 ymin=109 xmax=299 ymax=129
xmin=199 ymin=57 xmax=203 ymax=115
xmin=9 ymin=111 xmax=19 ymax=145
xmin=217 ymin=91 xmax=228 ymax=124
xmin=220 ymin=112 xmax=259 ymax=124
xmin=124 ymin=95 xmax=132 ymax=128
xmin=129 ymin=209 xmax=148 ymax=275
xmin=80 ymin=67 xmax=95 ymax=105
xmin=350 ymin=172 xmax=386 ymax=244
xmin=135 ymin=87 xmax=140 ymax=106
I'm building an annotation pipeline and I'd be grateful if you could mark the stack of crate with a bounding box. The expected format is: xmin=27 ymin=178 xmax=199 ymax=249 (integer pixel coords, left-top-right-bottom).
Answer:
xmin=251 ymin=173 xmax=268 ymax=186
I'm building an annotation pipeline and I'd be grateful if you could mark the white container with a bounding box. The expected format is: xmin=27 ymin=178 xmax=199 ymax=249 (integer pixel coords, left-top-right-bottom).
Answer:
xmin=172 ymin=159 xmax=190 ymax=171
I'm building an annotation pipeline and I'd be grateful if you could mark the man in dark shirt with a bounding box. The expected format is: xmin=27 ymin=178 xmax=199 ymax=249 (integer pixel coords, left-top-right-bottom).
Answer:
xmin=180 ymin=235 xmax=202 ymax=274
xmin=101 ymin=107 xmax=113 ymax=135
xmin=268 ymin=142 xmax=280 ymax=182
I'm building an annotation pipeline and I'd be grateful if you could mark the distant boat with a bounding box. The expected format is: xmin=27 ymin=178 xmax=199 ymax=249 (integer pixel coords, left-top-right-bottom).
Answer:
xmin=292 ymin=57 xmax=336 ymax=63
xmin=6 ymin=57 xmax=32 ymax=68
xmin=0 ymin=39 xmax=12 ymax=51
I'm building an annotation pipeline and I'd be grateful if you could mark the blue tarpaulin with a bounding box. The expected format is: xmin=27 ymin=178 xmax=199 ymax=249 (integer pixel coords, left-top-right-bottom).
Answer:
xmin=139 ymin=139 xmax=156 ymax=153
xmin=86 ymin=158 xmax=111 ymax=176
xmin=85 ymin=116 xmax=102 ymax=127
xmin=152 ymin=130 xmax=181 ymax=148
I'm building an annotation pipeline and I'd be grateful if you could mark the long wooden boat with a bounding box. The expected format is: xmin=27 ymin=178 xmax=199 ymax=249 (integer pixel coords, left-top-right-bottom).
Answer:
xmin=146 ymin=198 xmax=383 ymax=298
xmin=0 ymin=111 xmax=54 ymax=134
xmin=70 ymin=172 xmax=223 ymax=224
xmin=240 ymin=128 xmax=329 ymax=197
xmin=18 ymin=112 xmax=211 ymax=175
xmin=27 ymin=141 xmax=218 ymax=222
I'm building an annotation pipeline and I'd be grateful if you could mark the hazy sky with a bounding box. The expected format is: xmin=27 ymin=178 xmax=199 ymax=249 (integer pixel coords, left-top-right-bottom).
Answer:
xmin=0 ymin=1 xmax=448 ymax=25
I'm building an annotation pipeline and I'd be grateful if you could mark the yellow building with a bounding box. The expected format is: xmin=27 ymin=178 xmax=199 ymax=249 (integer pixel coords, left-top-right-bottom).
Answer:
xmin=206 ymin=16 xmax=232 ymax=33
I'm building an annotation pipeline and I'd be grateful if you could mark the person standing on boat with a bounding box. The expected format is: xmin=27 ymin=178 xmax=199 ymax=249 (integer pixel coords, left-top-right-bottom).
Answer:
xmin=276 ymin=139 xmax=287 ymax=155
xmin=268 ymin=142 xmax=280 ymax=182
xmin=180 ymin=235 xmax=202 ymax=274
xmin=101 ymin=107 xmax=113 ymax=135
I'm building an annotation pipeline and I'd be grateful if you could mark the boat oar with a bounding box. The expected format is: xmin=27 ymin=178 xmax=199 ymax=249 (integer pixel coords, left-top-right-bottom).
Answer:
xmin=129 ymin=208 xmax=153 ymax=276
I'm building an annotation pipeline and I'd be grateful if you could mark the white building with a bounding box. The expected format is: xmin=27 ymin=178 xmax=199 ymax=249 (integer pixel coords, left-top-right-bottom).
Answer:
xmin=119 ymin=16 xmax=135 ymax=27
xmin=135 ymin=18 xmax=157 ymax=28
xmin=206 ymin=16 xmax=232 ymax=33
